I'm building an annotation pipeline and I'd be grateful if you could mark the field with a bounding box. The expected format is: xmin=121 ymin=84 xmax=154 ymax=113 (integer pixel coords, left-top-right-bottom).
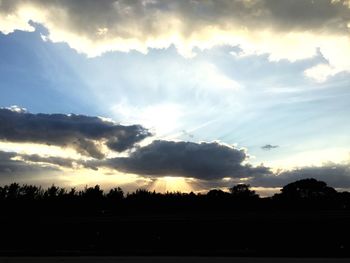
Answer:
xmin=1 ymin=257 xmax=350 ymax=263
xmin=1 ymin=210 xmax=350 ymax=257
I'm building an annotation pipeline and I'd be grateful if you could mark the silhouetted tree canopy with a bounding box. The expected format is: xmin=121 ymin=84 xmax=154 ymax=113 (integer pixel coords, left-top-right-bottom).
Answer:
xmin=81 ymin=185 xmax=104 ymax=200
xmin=207 ymin=189 xmax=229 ymax=198
xmin=229 ymin=184 xmax=258 ymax=199
xmin=0 ymin=179 xmax=348 ymax=257
xmin=0 ymin=178 xmax=348 ymax=215
xmin=107 ymin=187 xmax=124 ymax=200
xmin=278 ymin=178 xmax=337 ymax=200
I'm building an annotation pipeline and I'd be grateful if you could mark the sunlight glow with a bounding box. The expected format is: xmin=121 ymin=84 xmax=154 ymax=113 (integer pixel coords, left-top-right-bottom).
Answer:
xmin=148 ymin=176 xmax=195 ymax=193
xmin=251 ymin=187 xmax=281 ymax=197
xmin=112 ymin=103 xmax=184 ymax=136
xmin=0 ymin=142 xmax=84 ymax=159
xmin=59 ymin=167 xmax=150 ymax=190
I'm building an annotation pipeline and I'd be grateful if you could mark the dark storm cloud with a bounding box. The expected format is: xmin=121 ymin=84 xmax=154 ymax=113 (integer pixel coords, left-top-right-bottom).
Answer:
xmin=261 ymin=144 xmax=279 ymax=150
xmin=97 ymin=140 xmax=271 ymax=180
xmin=0 ymin=108 xmax=151 ymax=158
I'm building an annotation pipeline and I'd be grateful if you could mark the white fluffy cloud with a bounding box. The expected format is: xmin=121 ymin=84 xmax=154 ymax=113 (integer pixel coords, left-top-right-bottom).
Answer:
xmin=0 ymin=0 xmax=350 ymax=81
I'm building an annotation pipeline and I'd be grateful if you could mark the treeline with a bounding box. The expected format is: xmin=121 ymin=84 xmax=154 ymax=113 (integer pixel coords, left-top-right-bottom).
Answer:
xmin=1 ymin=178 xmax=350 ymax=215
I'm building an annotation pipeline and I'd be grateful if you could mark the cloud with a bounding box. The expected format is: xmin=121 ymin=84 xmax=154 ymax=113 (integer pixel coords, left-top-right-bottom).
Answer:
xmin=18 ymin=154 xmax=77 ymax=169
xmin=2 ymin=141 xmax=350 ymax=192
xmin=0 ymin=150 xmax=59 ymax=179
xmin=0 ymin=108 xmax=151 ymax=159
xmin=250 ymin=162 xmax=350 ymax=188
xmin=16 ymin=152 xmax=100 ymax=170
xmin=97 ymin=140 xmax=271 ymax=180
xmin=0 ymin=0 xmax=350 ymax=80
xmin=261 ymin=144 xmax=279 ymax=150
xmin=304 ymin=63 xmax=340 ymax=83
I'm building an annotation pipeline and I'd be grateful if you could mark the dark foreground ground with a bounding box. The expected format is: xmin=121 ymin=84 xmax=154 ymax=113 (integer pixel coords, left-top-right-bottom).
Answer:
xmin=1 ymin=210 xmax=350 ymax=257
xmin=1 ymin=257 xmax=350 ymax=263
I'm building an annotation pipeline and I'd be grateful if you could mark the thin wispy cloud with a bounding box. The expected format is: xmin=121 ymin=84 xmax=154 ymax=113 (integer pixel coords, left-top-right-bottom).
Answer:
xmin=261 ymin=144 xmax=279 ymax=151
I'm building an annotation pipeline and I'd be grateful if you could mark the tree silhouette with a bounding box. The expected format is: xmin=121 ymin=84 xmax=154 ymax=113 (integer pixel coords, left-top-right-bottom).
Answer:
xmin=45 ymin=185 xmax=65 ymax=199
xmin=207 ymin=189 xmax=229 ymax=198
xmin=279 ymin=178 xmax=337 ymax=200
xmin=20 ymin=184 xmax=42 ymax=200
xmin=4 ymin=183 xmax=20 ymax=200
xmin=0 ymin=178 xmax=347 ymax=216
xmin=107 ymin=187 xmax=124 ymax=200
xmin=81 ymin=185 xmax=104 ymax=200
xmin=128 ymin=189 xmax=154 ymax=199
xmin=229 ymin=184 xmax=258 ymax=199
xmin=68 ymin=187 xmax=77 ymax=196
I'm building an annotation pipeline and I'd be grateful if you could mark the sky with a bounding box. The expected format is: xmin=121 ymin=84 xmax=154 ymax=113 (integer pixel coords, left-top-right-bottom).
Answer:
xmin=0 ymin=0 xmax=350 ymax=195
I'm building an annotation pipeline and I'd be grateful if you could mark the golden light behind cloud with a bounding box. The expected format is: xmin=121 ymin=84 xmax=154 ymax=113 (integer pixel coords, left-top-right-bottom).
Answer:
xmin=148 ymin=176 xmax=195 ymax=193
xmin=0 ymin=141 xmax=83 ymax=159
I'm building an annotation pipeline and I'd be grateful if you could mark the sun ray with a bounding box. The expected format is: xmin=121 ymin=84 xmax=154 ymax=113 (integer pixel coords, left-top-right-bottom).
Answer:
xmin=149 ymin=176 xmax=194 ymax=193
